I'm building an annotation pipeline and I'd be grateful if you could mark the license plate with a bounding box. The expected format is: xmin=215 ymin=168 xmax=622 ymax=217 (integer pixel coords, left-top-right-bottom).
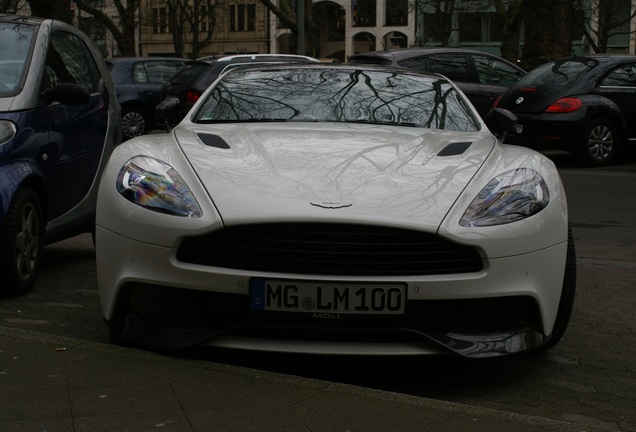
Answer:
xmin=249 ymin=279 xmax=406 ymax=315
xmin=516 ymin=124 xmax=523 ymax=134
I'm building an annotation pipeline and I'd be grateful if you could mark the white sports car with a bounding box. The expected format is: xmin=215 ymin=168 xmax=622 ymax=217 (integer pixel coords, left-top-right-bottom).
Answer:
xmin=96 ymin=63 xmax=576 ymax=358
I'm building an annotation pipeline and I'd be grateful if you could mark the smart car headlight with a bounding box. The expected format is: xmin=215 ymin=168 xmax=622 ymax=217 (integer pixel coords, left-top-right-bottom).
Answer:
xmin=0 ymin=120 xmax=17 ymax=145
xmin=460 ymin=168 xmax=549 ymax=227
xmin=116 ymin=156 xmax=202 ymax=217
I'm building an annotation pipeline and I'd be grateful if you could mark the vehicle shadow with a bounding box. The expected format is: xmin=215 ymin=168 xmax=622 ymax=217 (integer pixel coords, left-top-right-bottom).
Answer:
xmin=184 ymin=345 xmax=557 ymax=402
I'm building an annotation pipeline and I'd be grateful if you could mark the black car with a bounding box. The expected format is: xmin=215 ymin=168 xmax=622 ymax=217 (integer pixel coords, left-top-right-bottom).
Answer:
xmin=106 ymin=57 xmax=188 ymax=140
xmin=349 ymin=47 xmax=526 ymax=118
xmin=495 ymin=54 xmax=636 ymax=165
xmin=156 ymin=54 xmax=319 ymax=127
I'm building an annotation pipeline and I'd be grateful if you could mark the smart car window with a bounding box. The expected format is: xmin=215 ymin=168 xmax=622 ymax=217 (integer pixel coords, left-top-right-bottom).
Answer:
xmin=600 ymin=64 xmax=636 ymax=87
xmin=0 ymin=22 xmax=35 ymax=95
xmin=45 ymin=31 xmax=100 ymax=93
xmin=194 ymin=68 xmax=479 ymax=132
xmin=472 ymin=54 xmax=523 ymax=86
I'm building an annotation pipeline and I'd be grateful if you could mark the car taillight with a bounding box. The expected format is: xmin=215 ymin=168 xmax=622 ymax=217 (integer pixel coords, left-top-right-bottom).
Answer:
xmin=545 ymin=98 xmax=582 ymax=113
xmin=185 ymin=91 xmax=201 ymax=106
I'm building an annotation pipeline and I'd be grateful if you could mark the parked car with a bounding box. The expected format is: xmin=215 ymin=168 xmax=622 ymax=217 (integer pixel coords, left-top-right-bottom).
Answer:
xmin=494 ymin=54 xmax=636 ymax=166
xmin=349 ymin=47 xmax=526 ymax=118
xmin=106 ymin=57 xmax=188 ymax=140
xmin=96 ymin=63 xmax=575 ymax=358
xmin=0 ymin=14 xmax=120 ymax=295
xmin=156 ymin=54 xmax=319 ymax=127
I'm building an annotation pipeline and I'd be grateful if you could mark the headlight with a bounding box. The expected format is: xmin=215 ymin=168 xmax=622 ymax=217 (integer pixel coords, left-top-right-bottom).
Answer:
xmin=460 ymin=168 xmax=549 ymax=227
xmin=0 ymin=120 xmax=17 ymax=145
xmin=116 ymin=156 xmax=202 ymax=217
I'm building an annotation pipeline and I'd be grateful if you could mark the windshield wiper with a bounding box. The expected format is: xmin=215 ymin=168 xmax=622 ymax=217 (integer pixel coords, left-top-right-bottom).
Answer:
xmin=195 ymin=118 xmax=288 ymax=124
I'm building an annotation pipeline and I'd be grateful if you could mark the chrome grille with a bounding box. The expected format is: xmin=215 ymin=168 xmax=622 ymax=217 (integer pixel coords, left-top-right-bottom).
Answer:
xmin=176 ymin=223 xmax=483 ymax=276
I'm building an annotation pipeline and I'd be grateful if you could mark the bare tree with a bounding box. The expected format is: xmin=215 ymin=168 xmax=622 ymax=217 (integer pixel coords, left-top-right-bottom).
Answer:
xmin=257 ymin=0 xmax=319 ymax=55
xmin=73 ymin=0 xmax=139 ymax=56
xmin=160 ymin=0 xmax=224 ymax=59
xmin=574 ymin=0 xmax=636 ymax=53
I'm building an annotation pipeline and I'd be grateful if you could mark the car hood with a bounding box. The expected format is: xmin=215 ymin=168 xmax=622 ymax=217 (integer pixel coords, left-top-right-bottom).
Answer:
xmin=174 ymin=122 xmax=495 ymax=231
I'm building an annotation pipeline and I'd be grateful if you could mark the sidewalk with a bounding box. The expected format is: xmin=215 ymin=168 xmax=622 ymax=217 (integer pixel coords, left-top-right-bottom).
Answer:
xmin=0 ymin=326 xmax=608 ymax=432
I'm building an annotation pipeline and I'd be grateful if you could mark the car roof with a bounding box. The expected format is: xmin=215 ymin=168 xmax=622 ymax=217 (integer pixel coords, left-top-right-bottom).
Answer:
xmin=221 ymin=62 xmax=443 ymax=77
xmin=197 ymin=53 xmax=319 ymax=63
xmin=552 ymin=53 xmax=636 ymax=64
xmin=105 ymin=57 xmax=187 ymax=64
xmin=0 ymin=13 xmax=45 ymax=26
xmin=351 ymin=47 xmax=511 ymax=62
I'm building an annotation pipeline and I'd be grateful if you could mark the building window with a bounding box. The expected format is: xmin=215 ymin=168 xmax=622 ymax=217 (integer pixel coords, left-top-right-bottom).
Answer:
xmin=385 ymin=0 xmax=407 ymax=26
xmin=353 ymin=0 xmax=376 ymax=27
xmin=230 ymin=3 xmax=256 ymax=32
xmin=152 ymin=7 xmax=169 ymax=34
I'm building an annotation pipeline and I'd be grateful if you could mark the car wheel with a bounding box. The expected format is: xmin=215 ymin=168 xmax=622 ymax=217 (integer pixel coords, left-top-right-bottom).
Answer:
xmin=121 ymin=107 xmax=150 ymax=141
xmin=579 ymin=119 xmax=618 ymax=165
xmin=537 ymin=227 xmax=576 ymax=352
xmin=0 ymin=188 xmax=44 ymax=296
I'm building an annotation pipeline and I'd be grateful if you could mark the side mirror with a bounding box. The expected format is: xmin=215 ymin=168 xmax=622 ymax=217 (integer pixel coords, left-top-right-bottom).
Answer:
xmin=47 ymin=83 xmax=91 ymax=105
xmin=485 ymin=107 xmax=517 ymax=140
xmin=155 ymin=97 xmax=181 ymax=130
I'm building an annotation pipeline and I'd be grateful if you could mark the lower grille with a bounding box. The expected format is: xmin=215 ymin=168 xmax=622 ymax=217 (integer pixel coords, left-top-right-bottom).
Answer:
xmin=176 ymin=223 xmax=482 ymax=276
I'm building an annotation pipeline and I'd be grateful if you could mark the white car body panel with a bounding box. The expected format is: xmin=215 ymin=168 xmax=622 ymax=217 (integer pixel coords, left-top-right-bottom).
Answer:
xmin=95 ymin=64 xmax=572 ymax=358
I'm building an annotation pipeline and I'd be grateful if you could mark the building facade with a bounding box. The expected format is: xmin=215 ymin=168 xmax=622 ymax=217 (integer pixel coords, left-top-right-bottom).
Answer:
xmin=3 ymin=0 xmax=627 ymax=60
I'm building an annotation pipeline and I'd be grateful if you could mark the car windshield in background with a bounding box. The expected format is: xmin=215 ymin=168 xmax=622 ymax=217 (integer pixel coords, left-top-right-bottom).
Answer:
xmin=0 ymin=23 xmax=35 ymax=95
xmin=194 ymin=67 xmax=480 ymax=132
xmin=516 ymin=59 xmax=596 ymax=89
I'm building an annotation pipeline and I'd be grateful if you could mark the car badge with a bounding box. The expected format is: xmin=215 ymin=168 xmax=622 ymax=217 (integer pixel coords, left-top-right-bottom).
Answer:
xmin=515 ymin=96 xmax=524 ymax=105
xmin=310 ymin=201 xmax=353 ymax=209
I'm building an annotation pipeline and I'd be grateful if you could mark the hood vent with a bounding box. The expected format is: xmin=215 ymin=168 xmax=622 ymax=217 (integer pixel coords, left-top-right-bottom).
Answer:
xmin=437 ymin=141 xmax=472 ymax=157
xmin=198 ymin=133 xmax=230 ymax=149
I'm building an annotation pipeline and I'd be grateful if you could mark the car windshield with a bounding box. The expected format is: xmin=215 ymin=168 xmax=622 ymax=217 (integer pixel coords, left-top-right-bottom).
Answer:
xmin=0 ymin=22 xmax=36 ymax=96
xmin=193 ymin=67 xmax=480 ymax=131
xmin=515 ymin=58 xmax=596 ymax=89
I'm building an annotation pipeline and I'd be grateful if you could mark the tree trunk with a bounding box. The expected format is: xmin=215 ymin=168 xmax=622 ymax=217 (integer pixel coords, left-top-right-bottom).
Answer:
xmin=28 ymin=0 xmax=74 ymax=24
xmin=493 ymin=0 xmax=523 ymax=64
xmin=521 ymin=0 xmax=573 ymax=70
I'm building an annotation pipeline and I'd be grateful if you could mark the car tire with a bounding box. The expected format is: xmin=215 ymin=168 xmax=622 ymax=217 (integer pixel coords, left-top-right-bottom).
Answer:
xmin=578 ymin=119 xmax=618 ymax=166
xmin=537 ymin=227 xmax=576 ymax=352
xmin=121 ymin=107 xmax=150 ymax=141
xmin=0 ymin=187 xmax=44 ymax=296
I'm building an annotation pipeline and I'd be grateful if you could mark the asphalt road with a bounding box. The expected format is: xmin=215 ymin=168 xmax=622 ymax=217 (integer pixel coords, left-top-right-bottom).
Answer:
xmin=1 ymin=150 xmax=635 ymax=431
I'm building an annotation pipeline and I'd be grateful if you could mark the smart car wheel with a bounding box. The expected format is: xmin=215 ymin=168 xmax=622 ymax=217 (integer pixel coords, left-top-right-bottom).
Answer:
xmin=121 ymin=107 xmax=149 ymax=141
xmin=579 ymin=119 xmax=618 ymax=166
xmin=0 ymin=187 xmax=44 ymax=296
xmin=537 ymin=227 xmax=576 ymax=352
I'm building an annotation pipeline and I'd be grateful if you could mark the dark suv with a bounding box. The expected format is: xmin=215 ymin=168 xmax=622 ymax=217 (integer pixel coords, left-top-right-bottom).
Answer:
xmin=107 ymin=57 xmax=188 ymax=140
xmin=156 ymin=54 xmax=319 ymax=127
xmin=349 ymin=47 xmax=525 ymax=118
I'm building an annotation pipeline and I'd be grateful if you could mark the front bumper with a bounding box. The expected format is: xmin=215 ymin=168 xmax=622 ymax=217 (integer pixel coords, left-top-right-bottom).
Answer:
xmin=97 ymin=226 xmax=568 ymax=358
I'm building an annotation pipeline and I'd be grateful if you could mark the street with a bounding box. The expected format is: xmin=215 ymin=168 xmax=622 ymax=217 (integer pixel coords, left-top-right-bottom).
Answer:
xmin=1 ymin=150 xmax=635 ymax=431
